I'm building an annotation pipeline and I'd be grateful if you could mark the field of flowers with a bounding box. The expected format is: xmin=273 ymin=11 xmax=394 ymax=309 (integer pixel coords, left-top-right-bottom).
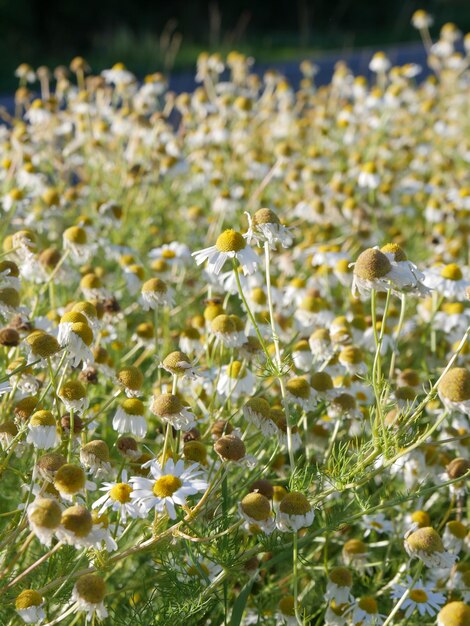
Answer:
xmin=1 ymin=9 xmax=470 ymax=626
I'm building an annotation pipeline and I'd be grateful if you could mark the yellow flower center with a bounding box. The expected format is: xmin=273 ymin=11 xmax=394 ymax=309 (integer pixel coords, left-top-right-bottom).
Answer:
xmin=110 ymin=483 xmax=133 ymax=503
xmin=441 ymin=263 xmax=463 ymax=281
xmin=153 ymin=475 xmax=182 ymax=497
xmin=215 ymin=229 xmax=246 ymax=253
xmin=409 ymin=589 xmax=428 ymax=603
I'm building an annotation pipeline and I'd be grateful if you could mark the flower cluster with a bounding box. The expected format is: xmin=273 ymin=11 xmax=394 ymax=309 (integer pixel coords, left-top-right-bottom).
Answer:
xmin=1 ymin=10 xmax=470 ymax=626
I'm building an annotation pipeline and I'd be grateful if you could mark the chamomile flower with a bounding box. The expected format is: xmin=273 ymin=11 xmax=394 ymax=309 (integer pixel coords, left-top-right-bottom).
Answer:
xmin=217 ymin=361 xmax=256 ymax=399
xmin=27 ymin=410 xmax=59 ymax=450
xmin=439 ymin=368 xmax=470 ymax=415
xmin=348 ymin=596 xmax=385 ymax=625
xmin=391 ymin=577 xmax=445 ymax=618
xmin=150 ymin=393 xmax=197 ymax=431
xmin=92 ymin=470 xmax=141 ymax=523
xmin=245 ymin=208 xmax=293 ymax=249
xmin=404 ymin=526 xmax=457 ymax=569
xmin=63 ymin=226 xmax=94 ymax=264
xmin=192 ymin=229 xmax=259 ymax=276
xmin=58 ymin=380 xmax=89 ymax=415
xmin=361 ymin=513 xmax=393 ymax=537
xmin=15 ymin=590 xmax=45 ymax=624
xmin=112 ymin=398 xmax=147 ymax=437
xmin=130 ymin=457 xmax=208 ymax=519
xmin=239 ymin=492 xmax=275 ymax=534
xmin=54 ymin=464 xmax=95 ymax=502
xmin=324 ymin=567 xmax=354 ymax=605
xmin=140 ymin=277 xmax=175 ymax=310
xmin=161 ymin=350 xmax=198 ymax=379
xmin=70 ymin=573 xmax=108 ymax=622
xmin=243 ymin=397 xmax=278 ymax=436
xmin=116 ymin=365 xmax=144 ymax=398
xmin=424 ymin=264 xmax=470 ymax=300
xmin=276 ymin=491 xmax=314 ymax=532
xmin=27 ymin=497 xmax=62 ymax=546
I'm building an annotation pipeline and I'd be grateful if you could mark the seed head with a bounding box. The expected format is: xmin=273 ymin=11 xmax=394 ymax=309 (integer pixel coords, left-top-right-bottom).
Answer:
xmin=358 ymin=597 xmax=378 ymax=614
xmin=59 ymin=380 xmax=86 ymax=400
xmin=141 ymin=277 xmax=168 ymax=294
xmin=211 ymin=420 xmax=233 ymax=438
xmin=29 ymin=497 xmax=62 ymax=529
xmin=252 ymin=208 xmax=280 ymax=226
xmin=439 ymin=368 xmax=470 ymax=402
xmin=250 ymin=479 xmax=274 ymax=499
xmin=354 ymin=248 xmax=391 ymax=280
xmin=116 ymin=436 xmax=138 ymax=457
xmin=245 ymin=397 xmax=271 ymax=419
xmin=279 ymin=492 xmax=310 ymax=515
xmin=446 ymin=458 xmax=470 ymax=479
xmin=286 ymin=377 xmax=310 ymax=399
xmin=14 ymin=396 xmax=39 ymax=421
xmin=211 ymin=314 xmax=236 ymax=334
xmin=183 ymin=441 xmax=207 ymax=464
xmin=214 ymin=434 xmax=246 ymax=461
xmin=0 ymin=327 xmax=20 ymax=346
xmin=64 ymin=225 xmax=87 ymax=244
xmin=15 ymin=590 xmax=43 ymax=610
xmin=81 ymin=440 xmax=110 ymax=462
xmin=117 ymin=366 xmax=143 ymax=391
xmin=343 ymin=538 xmax=367 ymax=555
xmin=30 ymin=410 xmax=55 ymax=427
xmin=278 ymin=596 xmax=295 ymax=617
xmin=310 ymin=371 xmax=333 ymax=392
xmin=162 ymin=351 xmax=191 ymax=374
xmin=75 ymin=573 xmax=106 ymax=604
xmin=339 ymin=345 xmax=363 ymax=365
xmin=241 ymin=492 xmax=271 ymax=521
xmin=26 ymin=331 xmax=60 ymax=358
xmin=151 ymin=393 xmax=183 ymax=417
xmin=406 ymin=526 xmax=444 ymax=554
xmin=328 ymin=566 xmax=352 ymax=587
xmin=61 ymin=505 xmax=92 ymax=537
xmin=36 ymin=452 xmax=66 ymax=477
xmin=54 ymin=464 xmax=86 ymax=494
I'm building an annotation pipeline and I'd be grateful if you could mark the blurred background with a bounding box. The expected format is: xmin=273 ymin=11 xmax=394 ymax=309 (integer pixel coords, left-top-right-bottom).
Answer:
xmin=1 ymin=0 xmax=469 ymax=89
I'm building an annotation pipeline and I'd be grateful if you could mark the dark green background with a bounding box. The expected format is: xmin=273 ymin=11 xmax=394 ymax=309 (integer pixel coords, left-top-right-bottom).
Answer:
xmin=1 ymin=0 xmax=469 ymax=89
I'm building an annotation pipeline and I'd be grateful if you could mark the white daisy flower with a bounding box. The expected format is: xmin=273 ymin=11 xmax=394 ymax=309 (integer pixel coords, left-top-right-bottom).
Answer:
xmin=423 ymin=264 xmax=470 ymax=300
xmin=92 ymin=470 xmax=141 ymax=524
xmin=192 ymin=229 xmax=259 ymax=276
xmin=130 ymin=458 xmax=208 ymax=519
xmin=391 ymin=577 xmax=446 ymax=618
xmin=348 ymin=596 xmax=385 ymax=625
xmin=324 ymin=567 xmax=353 ymax=605
xmin=112 ymin=398 xmax=147 ymax=437
xmin=27 ymin=411 xmax=59 ymax=450
xmin=217 ymin=361 xmax=256 ymax=399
